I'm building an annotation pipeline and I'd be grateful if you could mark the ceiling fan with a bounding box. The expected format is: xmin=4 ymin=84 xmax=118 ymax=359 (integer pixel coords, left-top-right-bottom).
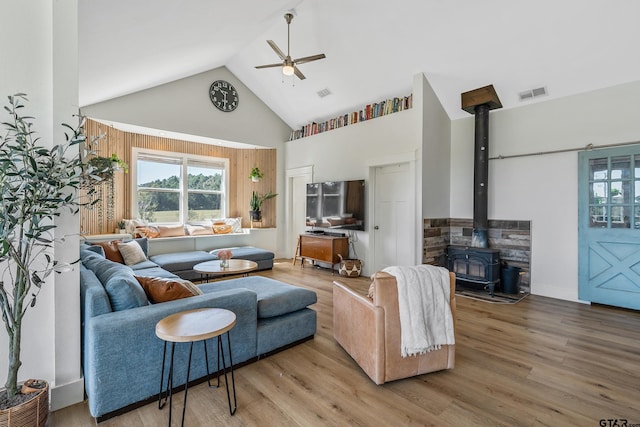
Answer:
xmin=255 ymin=13 xmax=326 ymax=80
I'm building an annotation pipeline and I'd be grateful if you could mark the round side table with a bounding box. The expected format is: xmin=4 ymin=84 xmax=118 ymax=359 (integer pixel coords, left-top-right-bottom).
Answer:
xmin=156 ymin=308 xmax=237 ymax=426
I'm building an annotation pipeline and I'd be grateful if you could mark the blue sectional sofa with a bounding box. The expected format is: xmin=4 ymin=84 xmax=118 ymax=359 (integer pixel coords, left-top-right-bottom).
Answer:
xmin=148 ymin=245 xmax=275 ymax=281
xmin=79 ymin=242 xmax=316 ymax=420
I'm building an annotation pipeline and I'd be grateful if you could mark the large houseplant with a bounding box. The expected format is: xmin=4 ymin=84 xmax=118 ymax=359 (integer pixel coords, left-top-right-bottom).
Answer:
xmin=0 ymin=94 xmax=100 ymax=416
xmin=249 ymin=191 xmax=277 ymax=222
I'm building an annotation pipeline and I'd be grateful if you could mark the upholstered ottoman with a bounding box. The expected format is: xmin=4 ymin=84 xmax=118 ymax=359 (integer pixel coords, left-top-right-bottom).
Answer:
xmin=149 ymin=250 xmax=216 ymax=281
xmin=210 ymin=246 xmax=275 ymax=271
xmin=200 ymin=276 xmax=317 ymax=354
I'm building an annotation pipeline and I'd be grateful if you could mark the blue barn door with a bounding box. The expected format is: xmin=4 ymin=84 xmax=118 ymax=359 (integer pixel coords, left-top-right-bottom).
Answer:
xmin=578 ymin=145 xmax=640 ymax=310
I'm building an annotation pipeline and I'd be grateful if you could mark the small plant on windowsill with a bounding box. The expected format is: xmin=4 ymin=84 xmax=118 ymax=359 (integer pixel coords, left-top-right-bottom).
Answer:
xmin=249 ymin=191 xmax=277 ymax=222
xmin=248 ymin=167 xmax=264 ymax=182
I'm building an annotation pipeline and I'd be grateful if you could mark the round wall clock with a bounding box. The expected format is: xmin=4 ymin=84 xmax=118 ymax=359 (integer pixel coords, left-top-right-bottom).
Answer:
xmin=209 ymin=80 xmax=239 ymax=112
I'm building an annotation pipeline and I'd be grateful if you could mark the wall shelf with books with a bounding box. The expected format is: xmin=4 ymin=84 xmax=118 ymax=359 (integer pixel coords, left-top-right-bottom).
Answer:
xmin=289 ymin=94 xmax=413 ymax=141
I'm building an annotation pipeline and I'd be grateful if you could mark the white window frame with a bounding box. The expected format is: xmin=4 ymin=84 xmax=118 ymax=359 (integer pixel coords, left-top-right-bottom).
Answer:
xmin=131 ymin=147 xmax=230 ymax=224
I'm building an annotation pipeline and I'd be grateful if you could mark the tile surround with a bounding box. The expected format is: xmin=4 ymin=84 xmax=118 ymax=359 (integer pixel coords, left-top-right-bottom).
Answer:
xmin=423 ymin=218 xmax=531 ymax=291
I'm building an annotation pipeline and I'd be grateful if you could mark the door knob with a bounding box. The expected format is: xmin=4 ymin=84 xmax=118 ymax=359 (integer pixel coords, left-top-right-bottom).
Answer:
xmin=374 ymin=226 xmax=379 ymax=230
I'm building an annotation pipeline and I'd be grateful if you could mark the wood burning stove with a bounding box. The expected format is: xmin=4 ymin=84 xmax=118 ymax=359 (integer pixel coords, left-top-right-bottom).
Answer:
xmin=447 ymin=246 xmax=500 ymax=294
xmin=449 ymin=85 xmax=503 ymax=295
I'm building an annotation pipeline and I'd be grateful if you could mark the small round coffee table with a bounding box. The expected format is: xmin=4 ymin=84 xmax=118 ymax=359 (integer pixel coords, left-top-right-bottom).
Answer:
xmin=156 ymin=308 xmax=237 ymax=426
xmin=194 ymin=259 xmax=258 ymax=281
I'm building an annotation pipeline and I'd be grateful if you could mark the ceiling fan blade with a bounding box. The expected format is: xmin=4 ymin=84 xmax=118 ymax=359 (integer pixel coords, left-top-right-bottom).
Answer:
xmin=266 ymin=40 xmax=286 ymax=60
xmin=255 ymin=62 xmax=284 ymax=69
xmin=293 ymin=53 xmax=326 ymax=65
xmin=293 ymin=65 xmax=306 ymax=80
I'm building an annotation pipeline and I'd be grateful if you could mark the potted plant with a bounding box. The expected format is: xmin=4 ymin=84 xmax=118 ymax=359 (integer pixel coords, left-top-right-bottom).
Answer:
xmin=248 ymin=167 xmax=264 ymax=182
xmin=117 ymin=220 xmax=126 ymax=234
xmin=0 ymin=94 xmax=99 ymax=425
xmin=249 ymin=191 xmax=277 ymax=222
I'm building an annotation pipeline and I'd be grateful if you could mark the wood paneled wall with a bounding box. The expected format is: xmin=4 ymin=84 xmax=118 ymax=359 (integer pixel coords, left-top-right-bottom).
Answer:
xmin=81 ymin=119 xmax=277 ymax=235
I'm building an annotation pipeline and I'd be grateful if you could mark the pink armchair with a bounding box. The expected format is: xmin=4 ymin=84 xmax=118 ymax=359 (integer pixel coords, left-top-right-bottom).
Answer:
xmin=333 ymin=271 xmax=456 ymax=384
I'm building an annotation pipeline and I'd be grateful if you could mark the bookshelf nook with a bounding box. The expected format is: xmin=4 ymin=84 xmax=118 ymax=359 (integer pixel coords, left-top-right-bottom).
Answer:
xmin=289 ymin=94 xmax=413 ymax=141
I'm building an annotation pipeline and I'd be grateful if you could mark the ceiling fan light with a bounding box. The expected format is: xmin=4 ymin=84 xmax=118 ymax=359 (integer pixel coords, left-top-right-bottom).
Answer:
xmin=282 ymin=65 xmax=295 ymax=76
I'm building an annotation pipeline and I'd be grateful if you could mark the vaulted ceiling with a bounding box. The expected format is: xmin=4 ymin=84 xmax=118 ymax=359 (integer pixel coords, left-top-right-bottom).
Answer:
xmin=79 ymin=0 xmax=640 ymax=131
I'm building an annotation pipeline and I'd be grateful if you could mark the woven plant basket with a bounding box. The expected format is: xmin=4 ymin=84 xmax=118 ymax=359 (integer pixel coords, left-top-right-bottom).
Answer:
xmin=0 ymin=380 xmax=48 ymax=427
xmin=338 ymin=254 xmax=362 ymax=278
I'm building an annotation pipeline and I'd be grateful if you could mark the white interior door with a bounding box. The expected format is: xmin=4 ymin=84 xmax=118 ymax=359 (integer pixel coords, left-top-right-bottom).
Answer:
xmin=291 ymin=175 xmax=308 ymax=255
xmin=373 ymin=162 xmax=413 ymax=271
xmin=286 ymin=167 xmax=313 ymax=259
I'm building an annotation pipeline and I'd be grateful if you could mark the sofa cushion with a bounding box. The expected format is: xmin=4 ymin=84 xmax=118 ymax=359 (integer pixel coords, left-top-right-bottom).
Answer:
xmin=150 ymin=251 xmax=216 ymax=272
xmin=200 ymin=276 xmax=317 ymax=318
xmin=129 ymin=260 xmax=159 ymax=271
xmin=94 ymin=240 xmax=125 ymax=264
xmin=81 ymin=243 xmax=105 ymax=257
xmin=103 ymin=272 xmax=149 ymax=311
xmin=134 ymin=276 xmax=203 ymax=303
xmin=133 ymin=266 xmax=181 ymax=279
xmin=82 ymin=252 xmax=135 ymax=285
xmin=80 ymin=265 xmax=112 ymax=316
xmin=118 ymin=240 xmax=147 ymax=265
xmin=134 ymin=237 xmax=149 ymax=257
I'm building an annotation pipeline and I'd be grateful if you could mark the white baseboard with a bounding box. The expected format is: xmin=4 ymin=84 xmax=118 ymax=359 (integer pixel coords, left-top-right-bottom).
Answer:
xmin=50 ymin=377 xmax=84 ymax=411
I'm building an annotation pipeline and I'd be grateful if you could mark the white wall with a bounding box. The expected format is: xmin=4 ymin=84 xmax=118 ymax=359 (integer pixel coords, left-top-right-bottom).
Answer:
xmin=284 ymin=107 xmax=420 ymax=274
xmin=0 ymin=0 xmax=83 ymax=410
xmin=450 ymin=80 xmax=640 ymax=301
xmin=419 ymin=73 xmax=451 ymax=218
xmin=80 ymin=67 xmax=291 ymax=148
xmin=80 ymin=67 xmax=293 ymax=257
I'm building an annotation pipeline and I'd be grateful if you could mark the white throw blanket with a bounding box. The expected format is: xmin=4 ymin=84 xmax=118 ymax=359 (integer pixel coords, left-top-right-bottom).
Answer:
xmin=383 ymin=265 xmax=455 ymax=357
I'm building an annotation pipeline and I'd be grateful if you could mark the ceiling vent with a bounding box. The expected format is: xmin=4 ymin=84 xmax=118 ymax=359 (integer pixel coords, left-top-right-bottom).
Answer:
xmin=317 ymin=88 xmax=332 ymax=98
xmin=518 ymin=86 xmax=548 ymax=102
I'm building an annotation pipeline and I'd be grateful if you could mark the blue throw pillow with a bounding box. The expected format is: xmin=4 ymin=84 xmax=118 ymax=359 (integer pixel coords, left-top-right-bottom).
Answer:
xmin=103 ymin=272 xmax=149 ymax=311
xmin=81 ymin=243 xmax=105 ymax=258
xmin=134 ymin=237 xmax=149 ymax=258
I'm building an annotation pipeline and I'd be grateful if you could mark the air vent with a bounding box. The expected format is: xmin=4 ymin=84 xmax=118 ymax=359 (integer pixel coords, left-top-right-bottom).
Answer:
xmin=317 ymin=88 xmax=332 ymax=98
xmin=518 ymin=86 xmax=548 ymax=102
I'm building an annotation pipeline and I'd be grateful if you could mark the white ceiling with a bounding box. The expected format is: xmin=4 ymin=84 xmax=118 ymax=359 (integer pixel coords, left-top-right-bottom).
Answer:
xmin=79 ymin=0 xmax=640 ymax=131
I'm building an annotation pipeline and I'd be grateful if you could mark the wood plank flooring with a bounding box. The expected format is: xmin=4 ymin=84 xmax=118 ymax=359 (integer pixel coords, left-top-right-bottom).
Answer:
xmin=50 ymin=260 xmax=640 ymax=426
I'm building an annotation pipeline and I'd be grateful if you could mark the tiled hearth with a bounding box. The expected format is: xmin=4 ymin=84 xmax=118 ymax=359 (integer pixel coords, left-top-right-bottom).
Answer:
xmin=423 ymin=218 xmax=531 ymax=292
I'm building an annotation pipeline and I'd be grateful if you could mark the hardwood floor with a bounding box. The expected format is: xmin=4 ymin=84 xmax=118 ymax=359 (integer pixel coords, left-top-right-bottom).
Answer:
xmin=51 ymin=260 xmax=640 ymax=426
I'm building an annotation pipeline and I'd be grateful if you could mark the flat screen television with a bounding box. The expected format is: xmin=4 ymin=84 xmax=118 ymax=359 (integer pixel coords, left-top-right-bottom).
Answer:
xmin=306 ymin=179 xmax=365 ymax=231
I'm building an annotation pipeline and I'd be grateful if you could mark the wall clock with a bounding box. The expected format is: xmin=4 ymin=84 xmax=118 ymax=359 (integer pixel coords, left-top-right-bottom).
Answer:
xmin=209 ymin=80 xmax=239 ymax=112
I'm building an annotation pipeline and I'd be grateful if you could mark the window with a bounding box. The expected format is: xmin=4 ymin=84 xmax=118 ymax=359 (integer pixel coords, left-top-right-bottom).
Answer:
xmin=588 ymin=154 xmax=640 ymax=229
xmin=133 ymin=149 xmax=228 ymax=224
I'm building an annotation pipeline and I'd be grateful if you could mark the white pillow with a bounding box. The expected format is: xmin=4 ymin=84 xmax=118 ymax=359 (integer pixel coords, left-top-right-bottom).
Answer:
xmin=224 ymin=217 xmax=242 ymax=233
xmin=124 ymin=219 xmax=147 ymax=235
xmin=186 ymin=224 xmax=214 ymax=236
xmin=117 ymin=240 xmax=147 ymax=265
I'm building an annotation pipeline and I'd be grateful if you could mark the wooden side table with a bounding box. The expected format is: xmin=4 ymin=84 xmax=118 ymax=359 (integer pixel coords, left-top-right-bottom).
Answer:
xmin=156 ymin=308 xmax=237 ymax=426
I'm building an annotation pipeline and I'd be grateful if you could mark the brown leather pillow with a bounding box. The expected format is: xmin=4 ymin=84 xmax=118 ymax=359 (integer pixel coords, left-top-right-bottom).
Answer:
xmin=134 ymin=276 xmax=203 ymax=304
xmin=93 ymin=240 xmax=125 ymax=264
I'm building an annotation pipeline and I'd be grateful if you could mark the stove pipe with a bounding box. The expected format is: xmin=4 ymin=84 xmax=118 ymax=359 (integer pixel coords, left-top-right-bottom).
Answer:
xmin=461 ymin=85 xmax=502 ymax=248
